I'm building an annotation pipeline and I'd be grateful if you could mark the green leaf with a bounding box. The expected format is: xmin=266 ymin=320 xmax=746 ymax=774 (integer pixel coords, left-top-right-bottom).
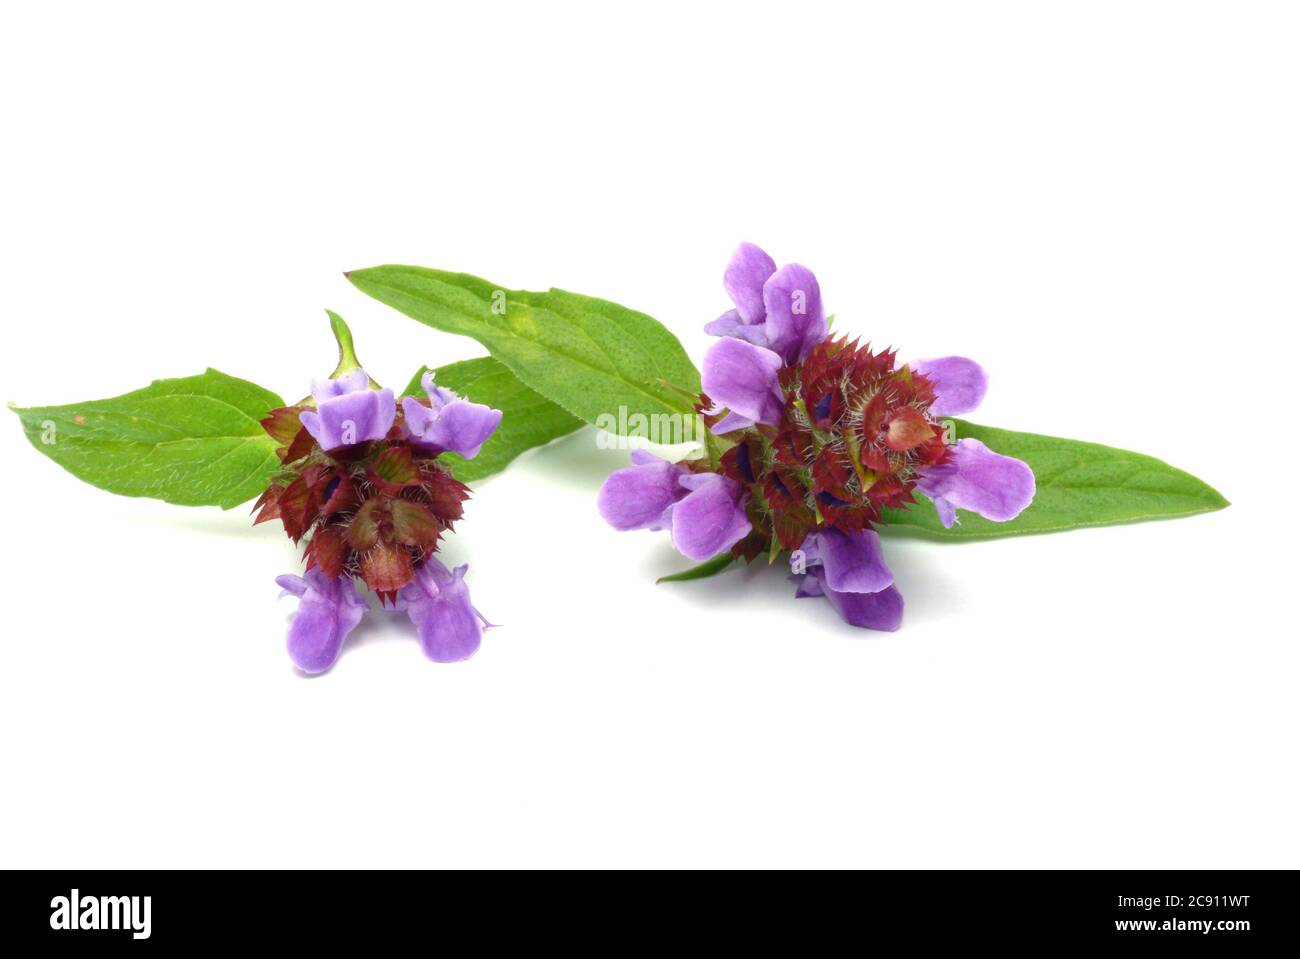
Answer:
xmin=883 ymin=419 xmax=1229 ymax=539
xmin=10 ymin=369 xmax=284 ymax=509
xmin=349 ymin=265 xmax=701 ymax=430
xmin=404 ymin=356 xmax=583 ymax=484
xmin=657 ymin=553 xmax=736 ymax=584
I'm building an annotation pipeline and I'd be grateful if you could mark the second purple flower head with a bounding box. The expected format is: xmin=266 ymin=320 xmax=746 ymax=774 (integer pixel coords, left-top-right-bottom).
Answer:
xmin=599 ymin=243 xmax=1036 ymax=631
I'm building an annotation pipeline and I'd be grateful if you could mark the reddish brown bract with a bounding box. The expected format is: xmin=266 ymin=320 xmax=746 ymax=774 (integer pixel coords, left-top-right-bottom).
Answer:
xmin=709 ymin=336 xmax=952 ymax=558
xmin=252 ymin=405 xmax=469 ymax=603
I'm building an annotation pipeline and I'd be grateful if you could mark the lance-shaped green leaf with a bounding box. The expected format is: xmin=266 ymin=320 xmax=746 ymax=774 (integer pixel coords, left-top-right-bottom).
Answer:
xmin=349 ymin=265 xmax=701 ymax=429
xmin=403 ymin=356 xmax=583 ymax=484
xmin=10 ymin=369 xmax=284 ymax=509
xmin=882 ymin=420 xmax=1228 ymax=539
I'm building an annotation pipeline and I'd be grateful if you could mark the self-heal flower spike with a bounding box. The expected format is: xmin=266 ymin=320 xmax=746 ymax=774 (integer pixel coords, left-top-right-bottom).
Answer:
xmin=598 ymin=243 xmax=1037 ymax=632
xmin=257 ymin=313 xmax=502 ymax=672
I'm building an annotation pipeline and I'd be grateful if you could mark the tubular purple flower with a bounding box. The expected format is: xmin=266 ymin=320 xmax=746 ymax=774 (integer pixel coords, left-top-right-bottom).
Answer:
xmin=397 ymin=559 xmax=493 ymax=663
xmin=703 ymin=242 xmax=829 ymax=364
xmin=402 ymin=371 xmax=503 ymax=459
xmin=801 ymin=528 xmax=894 ymax=594
xmin=701 ymin=337 xmax=785 ymax=433
xmin=792 ymin=528 xmax=902 ymax=631
xmin=597 ymin=450 xmax=688 ymax=531
xmin=916 ymin=438 xmax=1037 ymax=528
xmin=722 ymin=241 xmax=776 ymax=326
xmin=276 ymin=569 xmax=369 ymax=674
xmin=670 ymin=472 xmax=751 ymax=561
xmin=761 ymin=263 xmax=825 ymax=365
xmin=912 ymin=356 xmax=989 ymax=417
xmin=705 ymin=242 xmax=776 ymax=344
xmin=795 ymin=569 xmax=905 ymax=632
xmin=597 ymin=452 xmax=750 ymax=561
xmin=299 ymin=369 xmax=396 ymax=451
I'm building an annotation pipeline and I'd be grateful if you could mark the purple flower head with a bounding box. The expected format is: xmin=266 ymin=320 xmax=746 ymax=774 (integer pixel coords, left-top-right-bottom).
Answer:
xmin=703 ymin=242 xmax=828 ymax=365
xmin=258 ymin=312 xmax=499 ymax=671
xmin=299 ymin=369 xmax=396 ymax=452
xmin=402 ymin=371 xmax=503 ymax=460
xmin=276 ymin=569 xmax=369 ymax=673
xmin=396 ymin=559 xmax=494 ymax=663
xmin=597 ymin=450 xmax=751 ymax=562
xmin=700 ymin=337 xmax=1031 ymax=531
xmin=597 ymin=242 xmax=1039 ymax=633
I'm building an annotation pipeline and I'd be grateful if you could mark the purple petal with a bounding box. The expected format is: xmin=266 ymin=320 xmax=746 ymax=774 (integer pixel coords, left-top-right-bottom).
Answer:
xmin=400 ymin=561 xmax=486 ymax=663
xmin=670 ymin=473 xmax=751 ymax=561
xmin=629 ymin=449 xmax=663 ymax=467
xmin=931 ymin=496 xmax=957 ymax=528
xmin=704 ymin=308 xmax=774 ymax=345
xmin=279 ymin=569 xmax=367 ymax=673
xmin=805 ymin=528 xmax=893 ymax=594
xmin=762 ymin=263 xmax=826 ymax=364
xmin=792 ymin=571 xmax=825 ymax=598
xmin=916 ymin=438 xmax=1036 ymax=527
xmin=711 ymin=410 xmax=757 ymax=434
xmin=823 ymin=580 xmax=905 ymax=631
xmin=793 ymin=570 xmax=904 ymax=630
xmin=419 ymin=370 xmax=458 ymax=407
xmin=913 ymin=356 xmax=989 ymax=417
xmin=597 ymin=453 xmax=684 ymax=531
xmin=300 ymin=388 xmax=396 ymax=451
xmin=402 ymin=394 xmax=502 ymax=459
xmin=275 ymin=573 xmax=307 ymax=598
xmin=700 ymin=337 xmax=784 ymax=431
xmin=723 ymin=242 xmax=777 ymax=325
xmin=310 ymin=369 xmax=370 ymax=403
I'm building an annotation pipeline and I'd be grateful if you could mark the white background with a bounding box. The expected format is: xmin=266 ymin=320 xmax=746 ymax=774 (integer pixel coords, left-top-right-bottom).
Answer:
xmin=1 ymin=2 xmax=1296 ymax=868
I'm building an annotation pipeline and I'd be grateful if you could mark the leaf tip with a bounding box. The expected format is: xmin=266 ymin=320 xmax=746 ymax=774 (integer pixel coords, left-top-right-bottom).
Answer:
xmin=1189 ymin=474 xmax=1230 ymax=512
